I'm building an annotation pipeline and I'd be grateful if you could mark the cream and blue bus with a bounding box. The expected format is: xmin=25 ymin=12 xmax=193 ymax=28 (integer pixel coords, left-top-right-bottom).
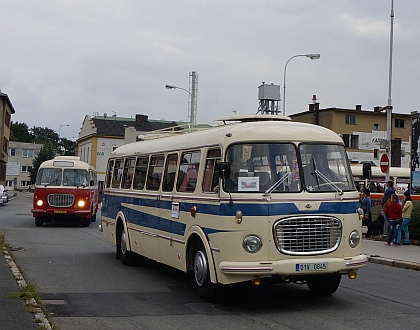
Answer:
xmin=100 ymin=115 xmax=367 ymax=301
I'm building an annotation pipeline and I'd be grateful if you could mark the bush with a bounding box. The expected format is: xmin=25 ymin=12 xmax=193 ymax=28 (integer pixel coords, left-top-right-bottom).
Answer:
xmin=409 ymin=207 xmax=420 ymax=241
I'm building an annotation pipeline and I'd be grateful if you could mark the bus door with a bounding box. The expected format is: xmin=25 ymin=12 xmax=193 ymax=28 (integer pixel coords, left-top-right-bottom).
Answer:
xmin=158 ymin=153 xmax=180 ymax=268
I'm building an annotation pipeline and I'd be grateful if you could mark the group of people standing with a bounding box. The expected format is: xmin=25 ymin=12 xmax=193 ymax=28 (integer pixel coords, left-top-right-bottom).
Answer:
xmin=360 ymin=180 xmax=413 ymax=246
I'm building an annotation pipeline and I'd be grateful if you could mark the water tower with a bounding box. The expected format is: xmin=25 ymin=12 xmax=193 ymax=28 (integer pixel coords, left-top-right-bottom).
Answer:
xmin=257 ymin=82 xmax=281 ymax=115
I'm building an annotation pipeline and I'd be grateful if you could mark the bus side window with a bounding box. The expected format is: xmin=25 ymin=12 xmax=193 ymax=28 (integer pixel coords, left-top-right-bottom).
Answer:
xmin=133 ymin=156 xmax=148 ymax=190
xmin=112 ymin=159 xmax=123 ymax=189
xmin=177 ymin=150 xmax=201 ymax=192
xmin=121 ymin=158 xmax=135 ymax=189
xmin=202 ymin=148 xmax=221 ymax=192
xmin=162 ymin=153 xmax=178 ymax=192
xmin=105 ymin=159 xmax=115 ymax=188
xmin=146 ymin=155 xmax=164 ymax=191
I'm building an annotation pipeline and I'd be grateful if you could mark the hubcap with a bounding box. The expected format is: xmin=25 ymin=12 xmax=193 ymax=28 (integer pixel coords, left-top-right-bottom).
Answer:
xmin=194 ymin=250 xmax=208 ymax=287
xmin=121 ymin=230 xmax=127 ymax=254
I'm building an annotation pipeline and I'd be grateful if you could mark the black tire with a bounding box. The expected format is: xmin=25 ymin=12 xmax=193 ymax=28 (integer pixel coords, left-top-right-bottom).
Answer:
xmin=81 ymin=217 xmax=91 ymax=227
xmin=119 ymin=226 xmax=136 ymax=266
xmin=35 ymin=217 xmax=43 ymax=227
xmin=193 ymin=242 xmax=221 ymax=302
xmin=307 ymin=276 xmax=341 ymax=296
xmin=91 ymin=212 xmax=97 ymax=222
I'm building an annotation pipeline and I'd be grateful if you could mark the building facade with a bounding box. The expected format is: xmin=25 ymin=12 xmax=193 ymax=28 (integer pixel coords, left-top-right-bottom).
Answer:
xmin=0 ymin=90 xmax=15 ymax=186
xmin=5 ymin=141 xmax=43 ymax=191
xmin=77 ymin=114 xmax=180 ymax=182
xmin=290 ymin=104 xmax=411 ymax=168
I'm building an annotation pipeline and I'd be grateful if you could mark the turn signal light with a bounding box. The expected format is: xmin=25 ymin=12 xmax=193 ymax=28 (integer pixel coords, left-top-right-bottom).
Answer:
xmin=348 ymin=271 xmax=357 ymax=279
xmin=252 ymin=277 xmax=262 ymax=286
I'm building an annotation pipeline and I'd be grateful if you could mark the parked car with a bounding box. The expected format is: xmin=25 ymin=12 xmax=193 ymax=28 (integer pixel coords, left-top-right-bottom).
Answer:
xmin=0 ymin=185 xmax=8 ymax=205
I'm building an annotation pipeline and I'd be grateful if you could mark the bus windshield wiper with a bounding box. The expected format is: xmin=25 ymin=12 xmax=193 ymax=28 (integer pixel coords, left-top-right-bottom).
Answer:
xmin=264 ymin=172 xmax=291 ymax=196
xmin=313 ymin=169 xmax=343 ymax=195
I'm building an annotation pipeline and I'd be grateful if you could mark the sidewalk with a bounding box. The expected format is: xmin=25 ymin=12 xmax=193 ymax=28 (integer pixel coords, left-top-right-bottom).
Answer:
xmin=362 ymin=238 xmax=420 ymax=271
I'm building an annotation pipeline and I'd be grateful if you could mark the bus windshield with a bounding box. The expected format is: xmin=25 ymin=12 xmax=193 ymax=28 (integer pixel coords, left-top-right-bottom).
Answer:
xmin=300 ymin=144 xmax=355 ymax=192
xmin=36 ymin=168 xmax=89 ymax=187
xmin=225 ymin=143 xmax=301 ymax=192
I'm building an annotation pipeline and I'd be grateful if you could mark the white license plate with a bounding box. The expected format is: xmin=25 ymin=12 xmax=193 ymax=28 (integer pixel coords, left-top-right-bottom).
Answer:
xmin=295 ymin=262 xmax=328 ymax=272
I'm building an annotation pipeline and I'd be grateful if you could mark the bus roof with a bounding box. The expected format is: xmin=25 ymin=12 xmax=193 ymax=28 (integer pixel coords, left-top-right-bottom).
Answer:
xmin=351 ymin=165 xmax=410 ymax=179
xmin=111 ymin=115 xmax=344 ymax=157
xmin=39 ymin=156 xmax=96 ymax=171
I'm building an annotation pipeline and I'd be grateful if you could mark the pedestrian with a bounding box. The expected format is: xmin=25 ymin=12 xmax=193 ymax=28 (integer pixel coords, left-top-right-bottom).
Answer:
xmin=381 ymin=180 xmax=396 ymax=235
xmin=398 ymin=191 xmax=413 ymax=245
xmin=376 ymin=182 xmax=384 ymax=193
xmin=361 ymin=189 xmax=372 ymax=237
xmin=384 ymin=193 xmax=402 ymax=246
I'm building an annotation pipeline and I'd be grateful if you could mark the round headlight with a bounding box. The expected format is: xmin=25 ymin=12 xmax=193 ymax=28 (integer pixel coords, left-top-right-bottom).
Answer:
xmin=357 ymin=208 xmax=364 ymax=220
xmin=36 ymin=200 xmax=43 ymax=206
xmin=78 ymin=200 xmax=85 ymax=207
xmin=349 ymin=231 xmax=361 ymax=248
xmin=243 ymin=235 xmax=262 ymax=253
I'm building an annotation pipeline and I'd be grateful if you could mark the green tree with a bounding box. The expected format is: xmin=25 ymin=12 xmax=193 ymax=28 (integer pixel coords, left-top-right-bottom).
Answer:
xmin=31 ymin=126 xmax=60 ymax=145
xmin=30 ymin=143 xmax=56 ymax=183
xmin=58 ymin=138 xmax=77 ymax=156
xmin=10 ymin=122 xmax=34 ymax=142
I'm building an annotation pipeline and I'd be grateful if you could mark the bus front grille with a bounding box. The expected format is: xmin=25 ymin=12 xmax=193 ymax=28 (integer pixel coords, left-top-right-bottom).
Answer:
xmin=48 ymin=194 xmax=75 ymax=207
xmin=273 ymin=216 xmax=342 ymax=255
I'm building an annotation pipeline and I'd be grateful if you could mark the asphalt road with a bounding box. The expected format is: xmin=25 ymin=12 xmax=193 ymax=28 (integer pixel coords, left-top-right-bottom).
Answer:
xmin=2 ymin=193 xmax=420 ymax=330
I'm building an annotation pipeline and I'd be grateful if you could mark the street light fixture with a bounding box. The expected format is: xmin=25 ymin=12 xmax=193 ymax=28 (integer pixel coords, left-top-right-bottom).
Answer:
xmin=59 ymin=124 xmax=70 ymax=138
xmin=165 ymin=84 xmax=191 ymax=96
xmin=282 ymin=53 xmax=321 ymax=115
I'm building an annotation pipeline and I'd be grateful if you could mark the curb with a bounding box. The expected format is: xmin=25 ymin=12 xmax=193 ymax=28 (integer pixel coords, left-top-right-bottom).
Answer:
xmin=368 ymin=256 xmax=420 ymax=271
xmin=1 ymin=247 xmax=52 ymax=329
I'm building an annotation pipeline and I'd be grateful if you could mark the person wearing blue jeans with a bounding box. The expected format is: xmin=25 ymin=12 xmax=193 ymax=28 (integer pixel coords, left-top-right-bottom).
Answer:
xmin=381 ymin=180 xmax=395 ymax=235
xmin=384 ymin=194 xmax=402 ymax=246
xmin=398 ymin=191 xmax=412 ymax=245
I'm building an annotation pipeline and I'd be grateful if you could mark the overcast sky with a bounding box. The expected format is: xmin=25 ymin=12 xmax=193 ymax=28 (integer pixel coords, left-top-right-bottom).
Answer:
xmin=1 ymin=0 xmax=419 ymax=140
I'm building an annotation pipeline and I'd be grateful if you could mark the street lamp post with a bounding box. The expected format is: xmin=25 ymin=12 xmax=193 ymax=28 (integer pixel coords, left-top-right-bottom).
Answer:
xmin=59 ymin=124 xmax=70 ymax=138
xmin=166 ymin=82 xmax=198 ymax=124
xmin=385 ymin=0 xmax=394 ymax=182
xmin=282 ymin=53 xmax=320 ymax=116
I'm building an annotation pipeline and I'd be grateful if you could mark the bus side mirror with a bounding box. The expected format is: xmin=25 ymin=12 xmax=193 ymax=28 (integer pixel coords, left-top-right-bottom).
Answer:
xmin=362 ymin=163 xmax=371 ymax=180
xmin=219 ymin=162 xmax=230 ymax=181
xmin=90 ymin=180 xmax=95 ymax=187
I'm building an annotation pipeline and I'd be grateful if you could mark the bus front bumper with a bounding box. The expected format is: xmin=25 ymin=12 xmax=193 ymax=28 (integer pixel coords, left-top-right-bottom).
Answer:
xmin=31 ymin=209 xmax=91 ymax=217
xmin=219 ymin=254 xmax=368 ymax=276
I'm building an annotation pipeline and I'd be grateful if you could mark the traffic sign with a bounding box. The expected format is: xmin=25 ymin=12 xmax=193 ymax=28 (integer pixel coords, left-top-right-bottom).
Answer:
xmin=380 ymin=154 xmax=390 ymax=173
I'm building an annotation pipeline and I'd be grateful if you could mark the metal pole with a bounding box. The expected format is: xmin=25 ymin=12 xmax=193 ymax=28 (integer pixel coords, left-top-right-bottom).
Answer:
xmin=386 ymin=0 xmax=394 ymax=182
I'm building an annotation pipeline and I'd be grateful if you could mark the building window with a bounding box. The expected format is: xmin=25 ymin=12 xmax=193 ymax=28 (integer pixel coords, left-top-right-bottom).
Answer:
xmin=374 ymin=149 xmax=379 ymax=159
xmin=5 ymin=111 xmax=11 ymax=127
xmin=9 ymin=148 xmax=16 ymax=156
xmin=342 ymin=134 xmax=359 ymax=149
xmin=3 ymin=137 xmax=8 ymax=153
xmin=20 ymin=181 xmax=30 ymax=187
xmin=395 ymin=119 xmax=405 ymax=128
xmin=22 ymin=149 xmax=34 ymax=158
xmin=6 ymin=181 xmax=13 ymax=187
xmin=345 ymin=115 xmax=357 ymax=125
xmin=374 ymin=124 xmax=379 ymax=130
xmin=22 ymin=166 xmax=33 ymax=172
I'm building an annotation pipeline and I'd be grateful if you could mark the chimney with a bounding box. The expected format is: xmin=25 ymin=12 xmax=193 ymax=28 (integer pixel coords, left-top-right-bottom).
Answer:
xmin=374 ymin=107 xmax=380 ymax=113
xmin=355 ymin=105 xmax=362 ymax=112
xmin=136 ymin=114 xmax=148 ymax=126
xmin=309 ymin=104 xmax=315 ymax=112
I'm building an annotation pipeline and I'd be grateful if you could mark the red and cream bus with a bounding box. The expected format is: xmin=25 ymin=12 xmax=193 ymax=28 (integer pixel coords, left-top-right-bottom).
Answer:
xmin=100 ymin=115 xmax=367 ymax=301
xmin=31 ymin=156 xmax=99 ymax=227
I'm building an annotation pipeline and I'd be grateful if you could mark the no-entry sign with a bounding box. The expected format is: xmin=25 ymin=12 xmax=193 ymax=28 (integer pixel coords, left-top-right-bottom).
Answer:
xmin=380 ymin=154 xmax=390 ymax=173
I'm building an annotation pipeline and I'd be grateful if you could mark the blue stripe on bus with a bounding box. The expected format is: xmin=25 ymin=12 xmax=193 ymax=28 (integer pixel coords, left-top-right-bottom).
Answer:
xmin=102 ymin=194 xmax=359 ymax=236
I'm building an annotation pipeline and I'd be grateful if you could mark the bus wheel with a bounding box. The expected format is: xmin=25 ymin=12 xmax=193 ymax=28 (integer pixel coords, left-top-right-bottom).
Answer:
xmin=193 ymin=242 xmax=221 ymax=302
xmin=35 ymin=217 xmax=43 ymax=227
xmin=81 ymin=217 xmax=91 ymax=227
xmin=307 ymin=276 xmax=341 ymax=296
xmin=120 ymin=227 xmax=135 ymax=266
